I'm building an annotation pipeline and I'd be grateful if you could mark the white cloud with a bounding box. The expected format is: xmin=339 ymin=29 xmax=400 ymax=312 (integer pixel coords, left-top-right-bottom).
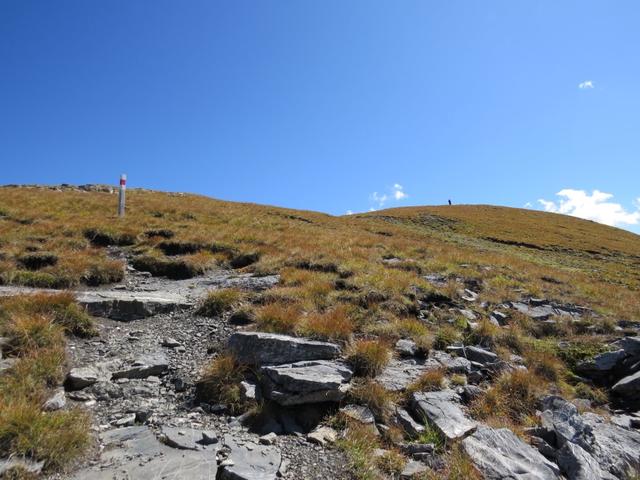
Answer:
xmin=524 ymin=202 xmax=533 ymax=208
xmin=393 ymin=183 xmax=408 ymax=200
xmin=537 ymin=189 xmax=640 ymax=227
xmin=578 ymin=80 xmax=594 ymax=89
xmin=370 ymin=183 xmax=409 ymax=209
xmin=345 ymin=210 xmax=354 ymax=215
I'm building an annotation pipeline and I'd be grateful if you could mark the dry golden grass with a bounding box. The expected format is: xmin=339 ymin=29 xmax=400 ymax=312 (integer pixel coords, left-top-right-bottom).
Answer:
xmin=407 ymin=368 xmax=446 ymax=395
xmin=254 ymin=302 xmax=302 ymax=334
xmin=346 ymin=339 xmax=392 ymax=377
xmin=0 ymin=294 xmax=92 ymax=473
xmin=470 ymin=369 xmax=543 ymax=427
xmin=197 ymin=288 xmax=245 ymax=317
xmin=299 ymin=305 xmax=355 ymax=341
xmin=196 ymin=354 xmax=250 ymax=414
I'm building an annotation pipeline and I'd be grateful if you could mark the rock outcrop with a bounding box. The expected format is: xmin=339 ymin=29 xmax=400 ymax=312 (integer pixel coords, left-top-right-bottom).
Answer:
xmin=462 ymin=426 xmax=561 ymax=479
xmin=411 ymin=389 xmax=476 ymax=440
xmin=260 ymin=360 xmax=352 ymax=405
xmin=228 ymin=332 xmax=341 ymax=366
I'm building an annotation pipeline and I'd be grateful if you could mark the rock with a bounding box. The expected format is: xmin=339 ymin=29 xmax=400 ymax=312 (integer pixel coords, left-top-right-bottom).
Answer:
xmin=400 ymin=459 xmax=429 ymax=479
xmin=70 ymin=426 xmax=219 ymax=480
xmin=460 ymin=289 xmax=479 ymax=302
xmin=490 ymin=311 xmax=508 ymax=325
xmin=396 ymin=339 xmax=417 ymax=357
xmin=160 ymin=427 xmax=203 ymax=450
xmin=612 ymin=370 xmax=640 ymax=397
xmin=77 ymin=290 xmax=191 ymax=321
xmin=0 ymin=357 xmax=17 ymax=374
xmin=411 ymin=390 xmax=476 ymax=440
xmin=219 ymin=437 xmax=281 ymax=480
xmin=400 ymin=443 xmax=435 ymax=455
xmin=462 ymin=426 xmax=561 ymax=479
xmin=511 ymin=301 xmax=556 ymax=321
xmin=0 ymin=457 xmax=44 ymax=477
xmin=539 ymin=396 xmax=588 ymax=446
xmin=65 ymin=367 xmax=100 ymax=390
xmin=556 ymin=442 xmax=617 ymax=480
xmin=261 ymin=360 xmax=352 ymax=405
xmin=576 ymin=349 xmax=626 ymax=380
xmin=377 ymin=358 xmax=443 ymax=391
xmin=618 ymin=336 xmax=640 ymax=357
xmin=259 ymin=432 xmax=277 ymax=445
xmin=306 ymin=426 xmax=337 ymax=446
xmin=394 ymin=407 xmax=425 ymax=437
xmin=112 ymin=353 xmax=169 ymax=380
xmin=240 ymin=379 xmax=260 ymax=401
xmin=460 ymin=385 xmax=483 ymax=403
xmin=228 ymin=332 xmax=340 ymax=366
xmin=201 ymin=431 xmax=218 ymax=445
xmin=463 ymin=346 xmax=499 ymax=365
xmin=431 ymin=351 xmax=472 ymax=373
xmin=539 ymin=396 xmax=640 ymax=477
xmin=340 ymin=404 xmax=375 ymax=424
xmin=458 ymin=309 xmax=477 ymax=321
xmin=42 ymin=388 xmax=66 ymax=411
xmin=161 ymin=337 xmax=182 ymax=348
xmin=112 ymin=414 xmax=136 ymax=427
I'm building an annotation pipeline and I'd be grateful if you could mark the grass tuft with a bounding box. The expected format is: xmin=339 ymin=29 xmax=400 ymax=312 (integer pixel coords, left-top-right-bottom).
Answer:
xmin=197 ymin=289 xmax=244 ymax=317
xmin=346 ymin=339 xmax=391 ymax=377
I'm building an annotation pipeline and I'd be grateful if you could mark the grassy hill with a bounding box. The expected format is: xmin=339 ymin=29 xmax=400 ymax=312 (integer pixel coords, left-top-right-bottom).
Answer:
xmin=1 ymin=185 xmax=639 ymax=477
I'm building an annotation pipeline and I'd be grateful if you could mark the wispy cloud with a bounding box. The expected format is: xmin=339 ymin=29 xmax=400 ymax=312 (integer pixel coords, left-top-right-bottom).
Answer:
xmin=369 ymin=183 xmax=409 ymax=210
xmin=578 ymin=80 xmax=594 ymax=89
xmin=523 ymin=202 xmax=533 ymax=208
xmin=537 ymin=189 xmax=640 ymax=228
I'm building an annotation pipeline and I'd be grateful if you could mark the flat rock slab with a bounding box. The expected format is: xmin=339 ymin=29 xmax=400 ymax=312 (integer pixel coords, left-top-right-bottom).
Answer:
xmin=411 ymin=390 xmax=476 ymax=440
xmin=261 ymin=360 xmax=352 ymax=405
xmin=462 ymin=426 xmax=561 ymax=480
xmin=220 ymin=436 xmax=281 ymax=480
xmin=70 ymin=426 xmax=219 ymax=480
xmin=65 ymin=360 xmax=122 ymax=391
xmin=0 ymin=272 xmax=279 ymax=321
xmin=228 ymin=331 xmax=340 ymax=366
xmin=377 ymin=358 xmax=442 ymax=392
xmin=111 ymin=352 xmax=169 ymax=380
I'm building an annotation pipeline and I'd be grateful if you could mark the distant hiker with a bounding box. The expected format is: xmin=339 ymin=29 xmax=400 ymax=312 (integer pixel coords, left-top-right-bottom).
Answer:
xmin=448 ymin=199 xmax=452 ymax=206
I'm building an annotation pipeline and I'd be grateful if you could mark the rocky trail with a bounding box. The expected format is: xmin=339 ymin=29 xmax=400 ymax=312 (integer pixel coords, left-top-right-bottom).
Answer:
xmin=2 ymin=256 xmax=640 ymax=479
xmin=2 ymin=262 xmax=352 ymax=480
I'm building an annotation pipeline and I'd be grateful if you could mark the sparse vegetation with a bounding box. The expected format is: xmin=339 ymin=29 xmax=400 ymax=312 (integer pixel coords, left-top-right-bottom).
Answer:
xmin=197 ymin=288 xmax=245 ymax=317
xmin=196 ymin=354 xmax=250 ymax=415
xmin=1 ymin=186 xmax=640 ymax=478
xmin=346 ymin=339 xmax=391 ymax=377
xmin=0 ymin=294 xmax=92 ymax=473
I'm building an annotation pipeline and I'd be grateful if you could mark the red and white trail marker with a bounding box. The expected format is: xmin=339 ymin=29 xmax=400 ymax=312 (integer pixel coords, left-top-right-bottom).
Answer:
xmin=118 ymin=174 xmax=127 ymax=217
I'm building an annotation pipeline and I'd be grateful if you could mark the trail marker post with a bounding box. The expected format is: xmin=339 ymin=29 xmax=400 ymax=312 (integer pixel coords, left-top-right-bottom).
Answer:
xmin=118 ymin=174 xmax=126 ymax=217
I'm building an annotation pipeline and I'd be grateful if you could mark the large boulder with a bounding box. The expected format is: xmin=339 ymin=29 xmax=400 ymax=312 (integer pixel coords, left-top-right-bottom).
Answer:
xmin=556 ymin=442 xmax=616 ymax=480
xmin=462 ymin=426 xmax=561 ymax=479
xmin=228 ymin=332 xmax=340 ymax=366
xmin=260 ymin=360 xmax=352 ymax=405
xmin=612 ymin=370 xmax=640 ymax=397
xmin=538 ymin=396 xmax=640 ymax=477
xmin=575 ymin=349 xmax=626 ymax=382
xmin=411 ymin=390 xmax=476 ymax=440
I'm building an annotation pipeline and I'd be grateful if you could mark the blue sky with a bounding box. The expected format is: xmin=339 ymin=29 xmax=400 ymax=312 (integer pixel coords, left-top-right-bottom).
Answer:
xmin=1 ymin=1 xmax=639 ymax=232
